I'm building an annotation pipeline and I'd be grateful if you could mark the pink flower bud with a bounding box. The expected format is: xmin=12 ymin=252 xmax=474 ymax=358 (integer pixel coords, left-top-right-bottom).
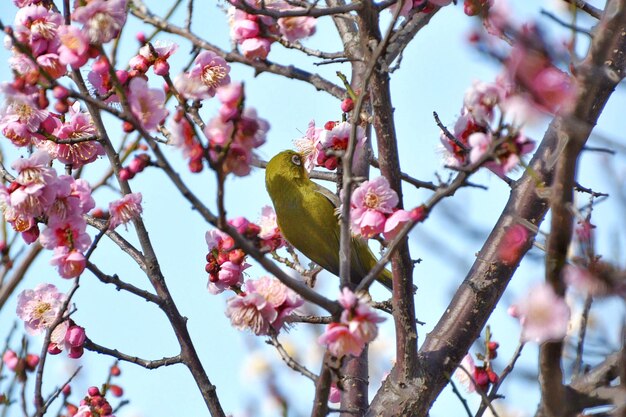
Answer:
xmin=110 ymin=364 xmax=121 ymax=376
xmin=153 ymin=60 xmax=170 ymax=76
xmin=340 ymin=98 xmax=354 ymax=112
xmin=109 ymin=384 xmax=123 ymax=397
xmin=25 ymin=353 xmax=39 ymax=370
xmin=62 ymin=384 xmax=71 ymax=396
xmin=47 ymin=342 xmax=62 ymax=355
xmin=87 ymin=386 xmax=100 ymax=397
xmin=136 ymin=32 xmax=147 ymax=43
xmin=54 ymin=100 xmax=69 ymax=114
xmin=53 ymin=86 xmax=69 ymax=100
xmin=65 ymin=325 xmax=86 ymax=348
xmin=100 ymin=402 xmax=113 ymax=415
xmin=116 ymin=70 xmax=129 ymax=85
xmin=2 ymin=350 xmax=18 ymax=371
xmin=128 ymin=154 xmax=150 ymax=173
xmin=119 ymin=168 xmax=134 ymax=181
xmin=68 ymin=346 xmax=84 ymax=359
xmin=91 ymin=57 xmax=110 ymax=74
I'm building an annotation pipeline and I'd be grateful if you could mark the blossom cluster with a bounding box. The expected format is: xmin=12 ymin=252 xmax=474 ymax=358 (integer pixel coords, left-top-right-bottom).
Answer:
xmin=203 ymin=82 xmax=269 ymax=176
xmin=228 ymin=2 xmax=316 ymax=60
xmin=73 ymin=386 xmax=115 ymax=417
xmin=455 ymin=340 xmax=499 ymax=393
xmin=504 ymin=26 xmax=576 ymax=115
xmin=294 ymin=120 xmax=366 ymax=172
xmin=226 ymin=275 xmax=303 ymax=336
xmin=441 ymin=79 xmax=536 ymax=177
xmin=16 ymin=283 xmax=87 ymax=359
xmin=2 ymin=349 xmax=39 ymax=381
xmin=318 ymin=288 xmax=385 ymax=357
xmin=205 ymin=208 xmax=284 ymax=294
xmin=0 ymin=151 xmax=93 ymax=277
xmin=170 ymin=67 xmax=269 ymax=176
xmin=348 ymin=176 xmax=426 ymax=240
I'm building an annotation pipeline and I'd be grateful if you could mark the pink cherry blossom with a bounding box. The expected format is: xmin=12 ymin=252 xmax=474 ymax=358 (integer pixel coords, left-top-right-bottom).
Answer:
xmin=127 ymin=77 xmax=168 ymax=132
xmin=468 ymin=131 xmax=493 ymax=165
xmin=13 ymin=5 xmax=62 ymax=56
xmin=208 ymin=261 xmax=250 ymax=294
xmin=246 ymin=276 xmax=303 ymax=331
xmin=49 ymin=102 xmax=104 ymax=167
xmin=338 ymin=288 xmax=385 ymax=343
xmin=0 ymin=84 xmax=49 ymax=133
xmin=257 ymin=206 xmax=284 ymax=251
xmin=383 ymin=209 xmax=412 ymax=240
xmin=225 ymin=291 xmax=277 ymax=336
xmin=463 ymin=81 xmax=504 ymax=125
xmin=57 ymin=25 xmax=90 ymax=69
xmin=108 ymin=192 xmax=143 ymax=230
xmin=48 ymin=320 xmax=69 ymax=354
xmin=204 ymin=107 xmax=268 ymax=177
xmin=16 ymin=283 xmax=66 ymax=335
xmin=293 ymin=120 xmax=322 ymax=172
xmin=230 ymin=17 xmax=260 ymax=42
xmin=187 ymin=51 xmax=232 ymax=98
xmin=216 ymin=82 xmax=244 ymax=122
xmin=319 ymin=288 xmax=384 ymax=357
xmin=86 ymin=58 xmax=120 ymax=103
xmin=319 ymin=323 xmax=364 ymax=357
xmin=278 ymin=15 xmax=316 ymax=43
xmin=505 ymin=32 xmax=576 ymax=114
xmin=72 ymin=0 xmax=127 ymax=44
xmin=509 ymin=283 xmax=570 ymax=343
xmin=131 ymin=40 xmax=179 ymax=76
xmin=50 ymin=247 xmax=87 ymax=278
xmin=350 ymin=176 xmax=399 ymax=238
xmin=316 ymin=121 xmax=366 ymax=171
xmin=40 ymin=215 xmax=91 ymax=251
xmin=454 ymin=354 xmax=477 ymax=393
xmin=206 ymin=228 xmax=235 ymax=253
xmin=2 ymin=350 xmax=19 ymax=371
xmin=240 ymin=37 xmax=272 ymax=60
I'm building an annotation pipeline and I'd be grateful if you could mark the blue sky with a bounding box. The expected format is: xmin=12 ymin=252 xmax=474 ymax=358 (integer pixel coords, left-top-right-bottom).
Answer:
xmin=0 ymin=1 xmax=624 ymax=416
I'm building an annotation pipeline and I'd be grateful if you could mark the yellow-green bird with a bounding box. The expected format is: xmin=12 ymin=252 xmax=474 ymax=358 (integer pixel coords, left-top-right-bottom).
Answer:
xmin=265 ymin=150 xmax=393 ymax=290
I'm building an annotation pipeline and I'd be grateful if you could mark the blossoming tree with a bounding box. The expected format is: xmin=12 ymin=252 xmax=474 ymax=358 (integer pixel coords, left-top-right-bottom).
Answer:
xmin=0 ymin=0 xmax=625 ymax=417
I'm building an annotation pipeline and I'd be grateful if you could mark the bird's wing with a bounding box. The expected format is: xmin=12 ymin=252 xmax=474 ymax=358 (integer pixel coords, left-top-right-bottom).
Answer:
xmin=312 ymin=182 xmax=341 ymax=209
xmin=312 ymin=183 xmax=386 ymax=285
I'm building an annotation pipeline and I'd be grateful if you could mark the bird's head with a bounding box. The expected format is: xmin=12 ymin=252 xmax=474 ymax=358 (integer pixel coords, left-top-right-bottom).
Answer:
xmin=265 ymin=150 xmax=308 ymax=186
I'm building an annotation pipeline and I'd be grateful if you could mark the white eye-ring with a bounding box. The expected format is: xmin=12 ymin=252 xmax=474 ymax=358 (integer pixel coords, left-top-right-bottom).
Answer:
xmin=291 ymin=155 xmax=301 ymax=166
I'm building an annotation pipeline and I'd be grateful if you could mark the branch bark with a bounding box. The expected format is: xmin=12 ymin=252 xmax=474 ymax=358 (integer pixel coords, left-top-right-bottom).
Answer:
xmin=367 ymin=1 xmax=626 ymax=415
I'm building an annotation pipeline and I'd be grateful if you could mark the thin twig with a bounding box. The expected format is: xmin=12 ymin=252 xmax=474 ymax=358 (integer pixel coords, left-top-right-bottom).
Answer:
xmin=84 ymin=339 xmax=183 ymax=369
xmin=267 ymin=334 xmax=317 ymax=381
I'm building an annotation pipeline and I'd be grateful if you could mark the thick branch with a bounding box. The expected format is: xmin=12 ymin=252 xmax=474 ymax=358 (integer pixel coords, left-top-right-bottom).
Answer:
xmin=367 ymin=1 xmax=626 ymax=415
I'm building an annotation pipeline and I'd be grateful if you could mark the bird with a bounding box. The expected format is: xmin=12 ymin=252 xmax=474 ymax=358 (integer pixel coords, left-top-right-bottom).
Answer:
xmin=265 ymin=150 xmax=394 ymax=290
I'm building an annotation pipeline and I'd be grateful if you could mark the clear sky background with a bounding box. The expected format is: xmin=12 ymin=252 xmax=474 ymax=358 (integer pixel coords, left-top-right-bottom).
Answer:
xmin=0 ymin=1 xmax=624 ymax=416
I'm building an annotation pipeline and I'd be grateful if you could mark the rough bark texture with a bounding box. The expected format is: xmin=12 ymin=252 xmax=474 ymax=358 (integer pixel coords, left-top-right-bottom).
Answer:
xmin=366 ymin=1 xmax=626 ymax=414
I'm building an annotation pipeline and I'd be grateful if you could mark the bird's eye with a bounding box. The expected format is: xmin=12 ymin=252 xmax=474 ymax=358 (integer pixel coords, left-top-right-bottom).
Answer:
xmin=291 ymin=155 xmax=301 ymax=166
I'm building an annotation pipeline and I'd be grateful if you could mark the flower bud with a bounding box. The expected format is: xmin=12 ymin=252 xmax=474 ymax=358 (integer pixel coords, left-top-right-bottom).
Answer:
xmin=109 ymin=384 xmax=123 ymax=397
xmin=340 ymin=98 xmax=354 ymax=113
xmin=25 ymin=354 xmax=39 ymax=370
